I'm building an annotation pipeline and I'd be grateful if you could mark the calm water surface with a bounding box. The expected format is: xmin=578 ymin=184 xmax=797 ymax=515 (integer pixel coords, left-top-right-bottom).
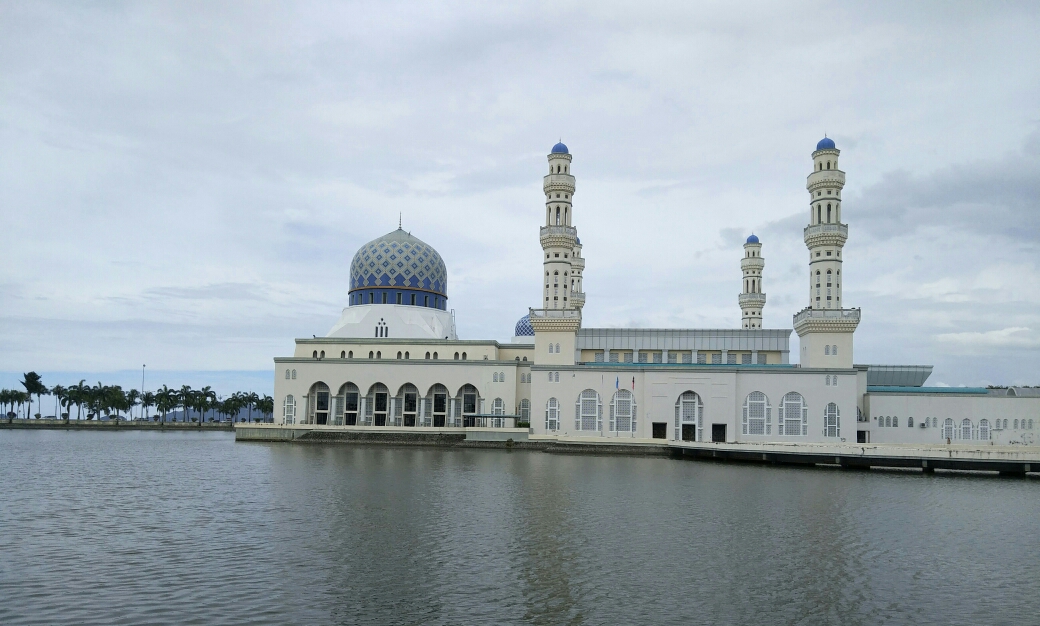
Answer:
xmin=1 ymin=430 xmax=1037 ymax=625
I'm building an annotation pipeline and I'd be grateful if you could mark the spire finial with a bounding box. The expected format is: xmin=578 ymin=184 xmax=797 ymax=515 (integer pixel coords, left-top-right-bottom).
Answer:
xmin=398 ymin=212 xmax=402 ymax=229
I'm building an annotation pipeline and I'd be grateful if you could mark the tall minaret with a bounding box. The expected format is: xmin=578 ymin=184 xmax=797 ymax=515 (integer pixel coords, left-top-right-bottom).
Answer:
xmin=739 ymin=235 xmax=766 ymax=329
xmin=794 ymin=137 xmax=860 ymax=368
xmin=530 ymin=141 xmax=583 ymax=366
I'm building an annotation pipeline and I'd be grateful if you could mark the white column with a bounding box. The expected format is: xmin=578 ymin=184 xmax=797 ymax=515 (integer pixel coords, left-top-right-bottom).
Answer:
xmin=449 ymin=398 xmax=456 ymax=427
xmin=359 ymin=397 xmax=366 ymax=426
xmin=389 ymin=397 xmax=396 ymax=427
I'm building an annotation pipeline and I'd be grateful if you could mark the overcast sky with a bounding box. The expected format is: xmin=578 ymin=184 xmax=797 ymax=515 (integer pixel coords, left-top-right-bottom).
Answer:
xmin=1 ymin=0 xmax=1038 ymax=396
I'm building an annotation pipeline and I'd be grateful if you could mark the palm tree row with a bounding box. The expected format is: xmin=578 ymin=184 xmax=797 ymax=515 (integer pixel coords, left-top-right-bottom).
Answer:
xmin=2 ymin=371 xmax=273 ymax=423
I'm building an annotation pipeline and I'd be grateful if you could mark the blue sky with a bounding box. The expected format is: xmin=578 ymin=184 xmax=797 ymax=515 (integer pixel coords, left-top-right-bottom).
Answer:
xmin=1 ymin=0 xmax=1038 ymax=395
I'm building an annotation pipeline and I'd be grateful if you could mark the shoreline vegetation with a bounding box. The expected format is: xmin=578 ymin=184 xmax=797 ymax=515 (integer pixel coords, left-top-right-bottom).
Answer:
xmin=2 ymin=371 xmax=273 ymax=424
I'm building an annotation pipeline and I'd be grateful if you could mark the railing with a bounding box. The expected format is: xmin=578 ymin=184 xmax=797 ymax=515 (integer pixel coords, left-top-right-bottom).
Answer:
xmin=530 ymin=308 xmax=581 ymax=319
xmin=543 ymin=174 xmax=575 ymax=188
xmin=539 ymin=225 xmax=577 ymax=238
xmin=804 ymin=223 xmax=848 ymax=239
xmin=793 ymin=307 xmax=861 ymax=325
xmin=738 ymin=293 xmax=766 ymax=306
xmin=467 ymin=415 xmax=519 ymax=429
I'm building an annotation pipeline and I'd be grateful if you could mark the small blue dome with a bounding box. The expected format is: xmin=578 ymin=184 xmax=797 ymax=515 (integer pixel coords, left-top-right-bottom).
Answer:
xmin=746 ymin=234 xmax=760 ymax=244
xmin=514 ymin=314 xmax=534 ymax=337
xmin=816 ymin=137 xmax=836 ymax=150
xmin=551 ymin=142 xmax=569 ymax=154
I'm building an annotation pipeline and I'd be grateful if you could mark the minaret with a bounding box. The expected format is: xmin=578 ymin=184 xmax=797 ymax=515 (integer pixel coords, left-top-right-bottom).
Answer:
xmin=794 ymin=137 xmax=860 ymax=368
xmin=739 ymin=235 xmax=766 ymax=329
xmin=530 ymin=141 xmax=582 ymax=365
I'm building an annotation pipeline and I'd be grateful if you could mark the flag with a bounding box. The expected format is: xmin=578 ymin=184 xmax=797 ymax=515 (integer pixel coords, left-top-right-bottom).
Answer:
xmin=615 ymin=376 xmax=619 ymax=390
xmin=631 ymin=376 xmax=635 ymax=390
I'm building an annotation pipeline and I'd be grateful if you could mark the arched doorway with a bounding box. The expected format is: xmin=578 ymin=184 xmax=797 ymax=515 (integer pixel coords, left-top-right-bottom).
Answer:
xmin=308 ymin=382 xmax=330 ymax=425
xmin=337 ymin=382 xmax=359 ymax=426
xmin=367 ymin=383 xmax=389 ymax=426
xmin=397 ymin=383 xmax=419 ymax=427
xmin=675 ymin=391 xmax=703 ymax=441
xmin=458 ymin=384 xmax=479 ymax=427
xmin=426 ymin=384 xmax=449 ymax=427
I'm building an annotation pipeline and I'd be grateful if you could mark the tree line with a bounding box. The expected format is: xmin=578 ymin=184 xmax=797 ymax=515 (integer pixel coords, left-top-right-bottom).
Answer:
xmin=2 ymin=371 xmax=273 ymax=423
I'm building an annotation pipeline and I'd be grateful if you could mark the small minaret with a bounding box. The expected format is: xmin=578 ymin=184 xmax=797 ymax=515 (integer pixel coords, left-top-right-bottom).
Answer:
xmin=739 ymin=235 xmax=766 ymax=329
xmin=794 ymin=137 xmax=860 ymax=368
xmin=531 ymin=141 xmax=582 ymax=366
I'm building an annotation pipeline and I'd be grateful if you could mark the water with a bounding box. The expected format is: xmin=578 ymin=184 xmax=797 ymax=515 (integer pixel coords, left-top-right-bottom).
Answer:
xmin=1 ymin=431 xmax=1037 ymax=625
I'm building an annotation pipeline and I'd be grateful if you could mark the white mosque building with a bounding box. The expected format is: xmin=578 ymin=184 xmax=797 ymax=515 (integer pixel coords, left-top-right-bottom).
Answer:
xmin=271 ymin=140 xmax=1039 ymax=447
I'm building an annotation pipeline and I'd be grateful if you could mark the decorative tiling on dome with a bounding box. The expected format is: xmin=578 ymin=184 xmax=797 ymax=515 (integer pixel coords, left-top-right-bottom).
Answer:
xmin=514 ymin=314 xmax=534 ymax=336
xmin=349 ymin=228 xmax=447 ymax=297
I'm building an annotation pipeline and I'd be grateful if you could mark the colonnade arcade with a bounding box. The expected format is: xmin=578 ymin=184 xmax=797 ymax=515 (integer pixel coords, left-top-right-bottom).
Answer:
xmin=283 ymin=381 xmax=522 ymax=428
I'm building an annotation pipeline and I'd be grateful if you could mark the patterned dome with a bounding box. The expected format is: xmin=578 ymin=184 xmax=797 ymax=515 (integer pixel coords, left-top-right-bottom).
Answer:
xmin=514 ymin=314 xmax=534 ymax=336
xmin=349 ymin=228 xmax=447 ymax=298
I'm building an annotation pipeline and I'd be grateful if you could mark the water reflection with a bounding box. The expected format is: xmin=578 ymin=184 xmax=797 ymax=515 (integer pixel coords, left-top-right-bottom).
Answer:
xmin=1 ymin=431 xmax=1038 ymax=626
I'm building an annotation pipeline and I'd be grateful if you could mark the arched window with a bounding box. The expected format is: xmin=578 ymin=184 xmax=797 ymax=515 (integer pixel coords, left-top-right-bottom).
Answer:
xmin=742 ymin=392 xmax=770 ymax=435
xmin=369 ymin=351 xmax=374 ymax=359
xmin=376 ymin=351 xmax=381 ymax=359
xmin=433 ymin=352 xmax=438 ymax=359
xmin=520 ymin=399 xmax=530 ymax=421
xmin=575 ymin=389 xmax=602 ymax=431
xmin=610 ymin=389 xmax=637 ymax=433
xmin=908 ymin=416 xmax=914 ymax=427
xmin=397 ymin=351 xmax=402 ymax=359
xmin=291 ymin=369 xmax=296 ymax=379
xmin=546 ymin=398 xmax=560 ymax=432
xmin=826 ymin=161 xmax=830 ymax=169
xmin=962 ymin=419 xmax=973 ymax=440
xmin=979 ymin=419 xmax=990 ymax=440
xmin=492 ymin=398 xmax=504 ymax=415
xmin=825 ymin=346 xmax=831 ymax=356
xmin=884 ymin=415 xmax=890 ymax=427
xmin=826 ymin=270 xmax=832 ymax=285
xmin=320 ymin=350 xmax=325 ymax=359
xmin=827 ymin=203 xmax=831 ymax=223
xmin=313 ymin=350 xmax=318 ymax=358
xmin=554 ymin=372 xmax=559 ymax=383
xmin=338 ymin=382 xmax=360 ymax=426
xmin=454 ymin=352 xmax=460 ymax=360
xmin=549 ymin=344 xmax=554 ymax=354
xmin=779 ymin=392 xmax=807 ymax=436
xmin=285 ymin=369 xmax=290 ymax=380
xmin=892 ymin=416 xmax=899 ymax=428
xmin=1031 ymin=419 xmax=1035 ymax=429
xmin=499 ymin=371 xmax=505 ymax=381
xmin=824 ymin=403 xmax=840 ymax=437
xmin=340 ymin=351 xmax=346 ymax=358
xmin=405 ymin=352 xmax=409 ymax=359
xmin=815 ymin=270 xmax=821 ymax=285
xmin=307 ymin=382 xmax=331 ymax=425
xmin=548 ymin=371 xmax=553 ymax=382
xmin=462 ymin=352 xmax=467 ymax=360
xmin=425 ymin=352 xmax=431 ymax=359
xmin=675 ymin=391 xmax=703 ymax=441
xmin=942 ymin=418 xmax=955 ymax=440
xmin=1003 ymin=418 xmax=1008 ymax=429
xmin=832 ymin=345 xmax=838 ymax=356
xmin=283 ymin=395 xmax=296 ymax=425
xmin=493 ymin=372 xmax=498 ymax=382
xmin=555 ymin=343 xmax=560 ymax=353
xmin=522 ymin=356 xmax=527 ymax=361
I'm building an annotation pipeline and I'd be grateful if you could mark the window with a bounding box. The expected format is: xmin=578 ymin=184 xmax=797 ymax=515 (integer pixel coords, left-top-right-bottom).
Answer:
xmin=291 ymin=369 xmax=296 ymax=380
xmin=308 ymin=382 xmax=330 ymax=425
xmin=397 ymin=351 xmax=402 ymax=359
xmin=426 ymin=352 xmax=431 ymax=359
xmin=942 ymin=418 xmax=955 ymax=440
xmin=575 ymin=389 xmax=602 ymax=431
xmin=697 ymin=352 xmax=706 ymax=364
xmin=610 ymin=352 xmax=619 ymax=363
xmin=546 ymin=398 xmax=559 ymax=432
xmin=285 ymin=369 xmax=290 ymax=379
xmin=396 ymin=293 xmax=402 ymax=305
xmin=757 ymin=353 xmax=767 ymax=365
xmin=825 ymin=345 xmax=830 ymax=356
xmin=499 ymin=371 xmax=504 ymax=381
xmin=411 ymin=294 xmax=416 ymax=306
xmin=683 ymin=353 xmax=693 ymax=364
xmin=962 ymin=419 xmax=973 ymax=440
xmin=832 ymin=345 xmax=838 ymax=355
xmin=741 ymin=353 xmax=751 ymax=365
xmin=595 ymin=353 xmax=604 ymax=362
xmin=548 ymin=372 xmax=554 ymax=382
xmin=742 ymin=392 xmax=770 ymax=435
xmin=727 ymin=353 xmax=737 ymax=365
xmin=826 ymin=375 xmax=831 ymax=386
xmin=313 ymin=350 xmax=318 ymax=358
xmin=554 ymin=372 xmax=560 ymax=383
xmin=668 ymin=353 xmax=678 ymax=363
xmin=638 ymin=352 xmax=647 ymax=363
xmin=555 ymin=344 xmax=560 ymax=353
xmin=493 ymin=372 xmax=498 ymax=382
xmin=492 ymin=398 xmax=504 ymax=416
xmin=454 ymin=352 xmax=459 ymax=360
xmin=624 ymin=352 xmax=633 ymax=363
xmin=433 ymin=352 xmax=438 ymax=359
xmin=779 ymin=392 xmax=807 ymax=436
xmin=833 ymin=376 xmax=838 ymax=388
xmin=675 ymin=391 xmax=703 ymax=441
xmin=462 ymin=352 xmax=467 ymax=360
xmin=979 ymin=419 xmax=990 ymax=440
xmin=711 ymin=353 xmax=721 ymax=365
xmin=610 ymin=389 xmax=637 ymax=433
xmin=653 ymin=352 xmax=662 ymax=364
xmin=405 ymin=352 xmax=409 ymax=359
xmin=892 ymin=416 xmax=899 ymax=428
xmin=340 ymin=383 xmax=360 ymax=426
xmin=908 ymin=417 xmax=914 ymax=427
xmin=283 ymin=395 xmax=296 ymax=425
xmin=824 ymin=403 xmax=840 ymax=437
xmin=519 ymin=399 xmax=530 ymax=421
xmin=340 ymin=351 xmax=346 ymax=358
xmin=549 ymin=344 xmax=554 ymax=354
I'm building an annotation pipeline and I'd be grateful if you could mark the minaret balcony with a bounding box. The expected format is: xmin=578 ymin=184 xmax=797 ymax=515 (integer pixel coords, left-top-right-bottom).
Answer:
xmin=739 ymin=293 xmax=766 ymax=307
xmin=570 ymin=291 xmax=586 ymax=308
xmin=806 ymin=170 xmax=845 ymax=190
xmin=792 ymin=307 xmax=861 ymax=334
xmin=543 ymin=174 xmax=576 ymax=194
xmin=804 ymin=223 xmax=848 ymax=247
xmin=571 ymin=256 xmax=585 ymax=270
xmin=740 ymin=257 xmax=764 ymax=270
xmin=540 ymin=225 xmax=578 ymax=247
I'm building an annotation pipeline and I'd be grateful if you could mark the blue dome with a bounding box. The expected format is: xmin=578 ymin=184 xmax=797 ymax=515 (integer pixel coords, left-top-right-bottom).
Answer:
xmin=514 ymin=314 xmax=534 ymax=337
xmin=349 ymin=228 xmax=447 ymax=300
xmin=746 ymin=234 xmax=760 ymax=244
xmin=816 ymin=137 xmax=836 ymax=150
xmin=551 ymin=142 xmax=569 ymax=154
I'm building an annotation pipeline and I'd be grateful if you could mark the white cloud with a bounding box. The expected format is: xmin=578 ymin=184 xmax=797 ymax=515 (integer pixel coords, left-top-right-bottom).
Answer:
xmin=935 ymin=328 xmax=1040 ymax=354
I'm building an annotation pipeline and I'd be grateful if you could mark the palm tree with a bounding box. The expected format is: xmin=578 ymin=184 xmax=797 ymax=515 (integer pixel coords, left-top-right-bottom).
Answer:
xmin=21 ymin=371 xmax=46 ymax=419
xmin=51 ymin=385 xmax=69 ymax=421
xmin=156 ymin=385 xmax=175 ymax=422
xmin=71 ymin=380 xmax=88 ymax=420
xmin=178 ymin=385 xmax=193 ymax=423
xmin=126 ymin=389 xmax=140 ymax=421
xmin=259 ymin=395 xmax=274 ymax=422
xmin=197 ymin=386 xmax=216 ymax=422
xmin=141 ymin=391 xmax=156 ymax=421
xmin=245 ymin=392 xmax=260 ymax=423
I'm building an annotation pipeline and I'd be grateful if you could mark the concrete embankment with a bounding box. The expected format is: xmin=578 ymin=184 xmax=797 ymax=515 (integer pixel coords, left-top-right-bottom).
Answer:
xmin=1 ymin=419 xmax=235 ymax=431
xmin=236 ymin=424 xmax=1040 ymax=475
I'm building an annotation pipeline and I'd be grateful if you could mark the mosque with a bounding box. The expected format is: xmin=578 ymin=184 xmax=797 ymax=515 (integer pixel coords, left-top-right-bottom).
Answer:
xmin=272 ymin=140 xmax=1039 ymax=447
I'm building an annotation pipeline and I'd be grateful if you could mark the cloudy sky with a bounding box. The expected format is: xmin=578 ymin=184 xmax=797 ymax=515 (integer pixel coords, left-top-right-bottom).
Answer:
xmin=1 ymin=0 xmax=1038 ymax=395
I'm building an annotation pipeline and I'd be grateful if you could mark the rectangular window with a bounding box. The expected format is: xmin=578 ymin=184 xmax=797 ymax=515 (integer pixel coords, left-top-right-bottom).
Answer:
xmin=369 ymin=292 xmax=374 ymax=303
xmin=668 ymin=353 xmax=677 ymax=363
xmin=696 ymin=352 xmax=706 ymax=364
xmin=595 ymin=353 xmax=604 ymax=363
xmin=410 ymin=294 xmax=416 ymax=305
xmin=396 ymin=293 xmax=402 ymax=305
xmin=424 ymin=295 xmax=429 ymax=307
xmin=624 ymin=352 xmax=633 ymax=363
xmin=609 ymin=352 xmax=619 ymax=363
xmin=638 ymin=352 xmax=647 ymax=363
xmin=382 ymin=292 xmax=387 ymax=304
xmin=727 ymin=353 xmax=737 ymax=365
xmin=683 ymin=353 xmax=693 ymax=364
xmin=711 ymin=353 xmax=721 ymax=365
xmin=757 ymin=353 xmax=767 ymax=365
xmin=741 ymin=353 xmax=752 ymax=364
xmin=653 ymin=353 xmax=662 ymax=363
